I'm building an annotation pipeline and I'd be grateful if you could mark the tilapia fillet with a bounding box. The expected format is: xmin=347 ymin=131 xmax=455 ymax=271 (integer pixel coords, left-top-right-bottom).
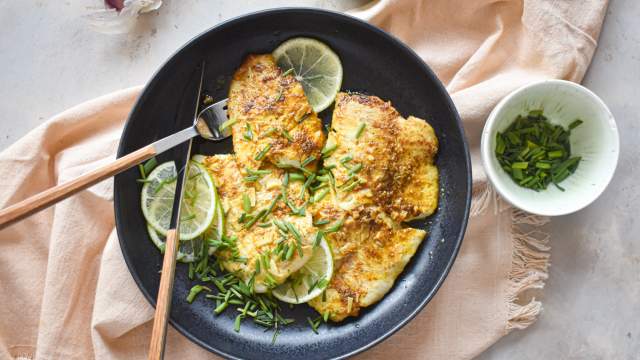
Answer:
xmin=227 ymin=54 xmax=325 ymax=171
xmin=308 ymin=205 xmax=426 ymax=321
xmin=203 ymin=154 xmax=315 ymax=292
xmin=323 ymin=92 xmax=439 ymax=222
xmin=308 ymin=93 xmax=439 ymax=321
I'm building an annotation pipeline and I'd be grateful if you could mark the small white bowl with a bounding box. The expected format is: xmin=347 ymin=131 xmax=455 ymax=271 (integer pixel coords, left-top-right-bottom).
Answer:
xmin=481 ymin=79 xmax=619 ymax=216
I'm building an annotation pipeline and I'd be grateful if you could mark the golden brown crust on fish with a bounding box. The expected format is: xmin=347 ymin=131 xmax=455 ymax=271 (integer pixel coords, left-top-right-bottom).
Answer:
xmin=308 ymin=205 xmax=425 ymax=321
xmin=324 ymin=92 xmax=439 ymax=222
xmin=227 ymin=54 xmax=325 ymax=171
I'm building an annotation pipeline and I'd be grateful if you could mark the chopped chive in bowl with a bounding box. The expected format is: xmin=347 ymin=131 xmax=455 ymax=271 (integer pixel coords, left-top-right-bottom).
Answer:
xmin=495 ymin=110 xmax=582 ymax=191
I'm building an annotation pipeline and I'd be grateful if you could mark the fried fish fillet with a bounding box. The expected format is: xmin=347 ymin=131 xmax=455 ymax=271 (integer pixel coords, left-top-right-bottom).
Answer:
xmin=308 ymin=204 xmax=426 ymax=321
xmin=227 ymin=54 xmax=325 ymax=171
xmin=323 ymin=92 xmax=439 ymax=222
xmin=308 ymin=93 xmax=439 ymax=321
xmin=203 ymin=155 xmax=315 ymax=292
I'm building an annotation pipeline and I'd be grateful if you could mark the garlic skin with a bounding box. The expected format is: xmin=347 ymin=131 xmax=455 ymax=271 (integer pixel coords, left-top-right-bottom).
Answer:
xmin=85 ymin=0 xmax=163 ymax=34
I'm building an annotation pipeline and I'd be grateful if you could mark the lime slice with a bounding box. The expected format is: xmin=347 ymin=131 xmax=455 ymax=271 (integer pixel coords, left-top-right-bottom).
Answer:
xmin=147 ymin=224 xmax=205 ymax=263
xmin=141 ymin=161 xmax=217 ymax=240
xmin=272 ymin=37 xmax=343 ymax=113
xmin=191 ymin=154 xmax=206 ymax=164
xmin=272 ymin=238 xmax=333 ymax=304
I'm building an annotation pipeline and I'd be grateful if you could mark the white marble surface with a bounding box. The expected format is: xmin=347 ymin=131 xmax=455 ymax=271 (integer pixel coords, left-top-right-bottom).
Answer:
xmin=0 ymin=0 xmax=638 ymax=359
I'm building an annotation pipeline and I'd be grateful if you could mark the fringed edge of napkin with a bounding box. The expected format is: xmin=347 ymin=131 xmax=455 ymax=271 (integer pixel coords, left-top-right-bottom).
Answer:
xmin=471 ymin=183 xmax=550 ymax=332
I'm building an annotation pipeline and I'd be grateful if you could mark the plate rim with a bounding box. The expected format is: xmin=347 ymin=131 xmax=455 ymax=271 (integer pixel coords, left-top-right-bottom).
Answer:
xmin=115 ymin=7 xmax=472 ymax=359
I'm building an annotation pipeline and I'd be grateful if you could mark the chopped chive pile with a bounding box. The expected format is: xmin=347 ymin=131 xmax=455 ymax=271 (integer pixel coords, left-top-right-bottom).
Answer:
xmin=495 ymin=110 xmax=582 ymax=191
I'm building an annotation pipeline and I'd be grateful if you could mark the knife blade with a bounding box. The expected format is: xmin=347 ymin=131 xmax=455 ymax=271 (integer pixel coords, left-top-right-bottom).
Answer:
xmin=148 ymin=61 xmax=206 ymax=360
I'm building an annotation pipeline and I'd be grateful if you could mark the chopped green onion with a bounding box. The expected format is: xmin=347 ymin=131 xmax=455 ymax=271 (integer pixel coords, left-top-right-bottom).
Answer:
xmin=300 ymin=174 xmax=316 ymax=199
xmin=281 ymin=129 xmax=294 ymax=142
xmin=234 ymin=314 xmax=243 ymax=332
xmin=321 ymin=143 xmax=337 ymax=157
xmin=263 ymin=194 xmax=281 ymax=218
xmin=254 ymin=144 xmax=272 ymax=161
xmin=569 ymin=119 xmax=583 ymax=130
xmin=186 ymin=285 xmax=211 ymax=303
xmin=246 ymin=168 xmax=272 ymax=176
xmin=243 ymin=124 xmax=253 ymax=141
xmin=324 ymin=218 xmax=345 ymax=233
xmin=242 ymin=194 xmax=251 ymax=212
xmin=219 ymin=118 xmax=238 ymax=133
xmin=273 ymin=220 xmax=288 ymax=233
xmin=288 ymin=173 xmax=305 ymax=182
xmin=297 ymin=113 xmax=310 ymax=124
xmin=495 ymin=110 xmax=581 ymax=191
xmin=348 ymin=163 xmax=363 ymax=174
xmin=244 ymin=209 xmax=267 ymax=229
xmin=354 ymin=122 xmax=366 ymax=139
xmin=139 ymin=157 xmax=157 ymax=179
xmin=313 ymin=231 xmax=324 ymax=247
xmin=285 ymin=243 xmax=295 ymax=260
xmin=340 ymin=154 xmax=353 ymax=164
xmin=301 ymin=155 xmax=316 ymax=167
xmin=312 ymin=188 xmax=330 ymax=203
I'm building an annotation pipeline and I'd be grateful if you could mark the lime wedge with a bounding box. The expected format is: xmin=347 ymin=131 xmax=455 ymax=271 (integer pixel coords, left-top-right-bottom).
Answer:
xmin=273 ymin=37 xmax=343 ymax=113
xmin=141 ymin=161 xmax=216 ymax=240
xmin=272 ymin=237 xmax=333 ymax=304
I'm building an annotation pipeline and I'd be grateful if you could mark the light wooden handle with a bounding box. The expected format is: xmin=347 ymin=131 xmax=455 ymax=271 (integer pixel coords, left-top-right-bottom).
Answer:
xmin=0 ymin=144 xmax=157 ymax=229
xmin=148 ymin=228 xmax=180 ymax=360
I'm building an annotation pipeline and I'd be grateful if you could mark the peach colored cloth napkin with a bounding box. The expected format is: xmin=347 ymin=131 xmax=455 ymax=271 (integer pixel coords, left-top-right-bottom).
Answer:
xmin=0 ymin=1 xmax=608 ymax=359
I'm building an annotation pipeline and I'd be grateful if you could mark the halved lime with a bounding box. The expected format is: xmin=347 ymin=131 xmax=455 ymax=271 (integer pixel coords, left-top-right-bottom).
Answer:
xmin=273 ymin=37 xmax=343 ymax=113
xmin=272 ymin=237 xmax=334 ymax=304
xmin=141 ymin=161 xmax=217 ymax=240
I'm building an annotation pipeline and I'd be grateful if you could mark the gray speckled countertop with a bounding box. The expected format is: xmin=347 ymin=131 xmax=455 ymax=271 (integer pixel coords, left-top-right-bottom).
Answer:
xmin=1 ymin=0 xmax=638 ymax=358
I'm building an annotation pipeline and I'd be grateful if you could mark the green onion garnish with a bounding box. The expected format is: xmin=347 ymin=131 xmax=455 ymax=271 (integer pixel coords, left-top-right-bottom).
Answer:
xmin=324 ymin=218 xmax=345 ymax=233
xmin=254 ymin=144 xmax=271 ymax=161
xmin=300 ymin=174 xmax=316 ymax=199
xmin=244 ymin=209 xmax=267 ymax=229
xmin=301 ymin=155 xmax=316 ymax=167
xmin=234 ymin=314 xmax=243 ymax=332
xmin=246 ymin=168 xmax=272 ymax=176
xmin=186 ymin=285 xmax=211 ymax=303
xmin=321 ymin=143 xmax=337 ymax=157
xmin=568 ymin=119 xmax=583 ymax=130
xmin=219 ymin=118 xmax=238 ymax=133
xmin=349 ymin=163 xmax=363 ymax=174
xmin=242 ymin=193 xmax=251 ymax=212
xmin=288 ymin=173 xmax=305 ymax=182
xmin=313 ymin=231 xmax=324 ymax=247
xmin=139 ymin=157 xmax=157 ymax=179
xmin=298 ymin=113 xmax=310 ymax=123
xmin=312 ymin=188 xmax=330 ymax=203
xmin=495 ymin=110 xmax=582 ymax=191
xmin=273 ymin=220 xmax=288 ymax=233
xmin=281 ymin=129 xmax=294 ymax=142
xmin=285 ymin=243 xmax=295 ymax=260
xmin=244 ymin=124 xmax=253 ymax=141
xmin=354 ymin=122 xmax=366 ymax=139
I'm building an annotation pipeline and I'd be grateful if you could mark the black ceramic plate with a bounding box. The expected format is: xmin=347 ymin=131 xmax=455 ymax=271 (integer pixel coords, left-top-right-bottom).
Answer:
xmin=115 ymin=8 xmax=471 ymax=360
